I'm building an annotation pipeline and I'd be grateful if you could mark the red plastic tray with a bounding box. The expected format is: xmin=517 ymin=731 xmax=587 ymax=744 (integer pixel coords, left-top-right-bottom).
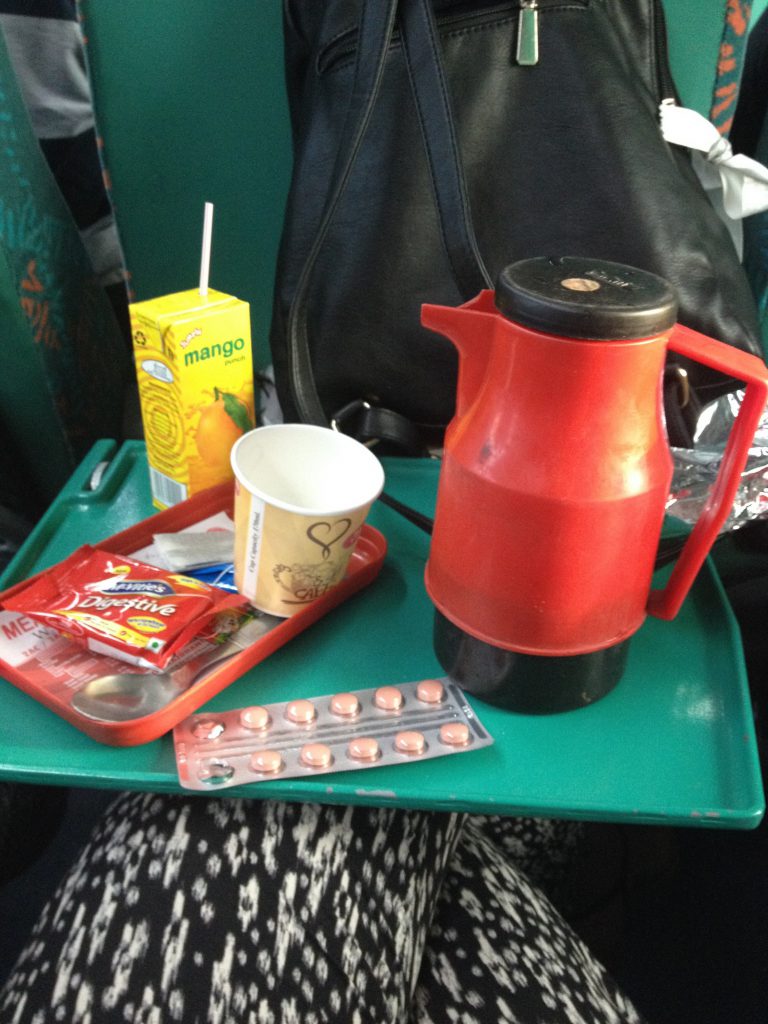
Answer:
xmin=0 ymin=483 xmax=386 ymax=745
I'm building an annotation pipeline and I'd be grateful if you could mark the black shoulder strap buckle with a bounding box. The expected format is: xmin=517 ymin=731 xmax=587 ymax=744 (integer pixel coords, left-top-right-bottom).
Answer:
xmin=331 ymin=399 xmax=443 ymax=457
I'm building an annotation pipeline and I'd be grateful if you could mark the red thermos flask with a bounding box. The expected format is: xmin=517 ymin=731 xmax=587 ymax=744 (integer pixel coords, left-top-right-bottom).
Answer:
xmin=422 ymin=257 xmax=768 ymax=713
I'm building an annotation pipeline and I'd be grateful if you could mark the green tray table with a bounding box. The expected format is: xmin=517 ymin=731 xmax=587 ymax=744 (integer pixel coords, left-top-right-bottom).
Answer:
xmin=0 ymin=441 xmax=763 ymax=828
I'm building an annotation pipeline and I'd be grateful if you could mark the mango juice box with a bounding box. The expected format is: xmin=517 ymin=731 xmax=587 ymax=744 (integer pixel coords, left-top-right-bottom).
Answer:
xmin=130 ymin=288 xmax=255 ymax=510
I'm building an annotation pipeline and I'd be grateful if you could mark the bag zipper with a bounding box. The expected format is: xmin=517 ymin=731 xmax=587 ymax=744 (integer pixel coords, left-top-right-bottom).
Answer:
xmin=516 ymin=0 xmax=539 ymax=65
xmin=650 ymin=0 xmax=679 ymax=103
xmin=316 ymin=1 xmax=588 ymax=76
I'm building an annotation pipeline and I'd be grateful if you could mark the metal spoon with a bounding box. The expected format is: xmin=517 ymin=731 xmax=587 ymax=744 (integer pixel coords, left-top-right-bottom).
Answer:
xmin=71 ymin=614 xmax=281 ymax=723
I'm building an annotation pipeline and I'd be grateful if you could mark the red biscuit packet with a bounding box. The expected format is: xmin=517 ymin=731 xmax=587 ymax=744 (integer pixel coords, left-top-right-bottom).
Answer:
xmin=1 ymin=546 xmax=245 ymax=669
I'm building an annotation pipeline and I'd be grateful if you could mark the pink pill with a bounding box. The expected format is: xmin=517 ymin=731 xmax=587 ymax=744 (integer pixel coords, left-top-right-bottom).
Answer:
xmin=330 ymin=692 xmax=360 ymax=717
xmin=239 ymin=706 xmax=271 ymax=731
xmin=249 ymin=749 xmax=283 ymax=774
xmin=347 ymin=736 xmax=381 ymax=762
xmin=374 ymin=686 xmax=403 ymax=711
xmin=439 ymin=722 xmax=471 ymax=747
xmin=285 ymin=699 xmax=316 ymax=725
xmin=300 ymin=743 xmax=334 ymax=769
xmin=416 ymin=679 xmax=445 ymax=704
xmin=394 ymin=730 xmax=426 ymax=755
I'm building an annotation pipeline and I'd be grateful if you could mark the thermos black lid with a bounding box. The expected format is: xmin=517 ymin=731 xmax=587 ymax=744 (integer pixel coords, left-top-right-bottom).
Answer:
xmin=495 ymin=256 xmax=679 ymax=340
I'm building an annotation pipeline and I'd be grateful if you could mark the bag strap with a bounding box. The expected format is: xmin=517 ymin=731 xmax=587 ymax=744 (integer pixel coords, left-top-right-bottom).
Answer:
xmin=286 ymin=0 xmax=490 ymax=440
xmin=399 ymin=0 xmax=491 ymax=295
xmin=287 ymin=0 xmax=399 ymax=427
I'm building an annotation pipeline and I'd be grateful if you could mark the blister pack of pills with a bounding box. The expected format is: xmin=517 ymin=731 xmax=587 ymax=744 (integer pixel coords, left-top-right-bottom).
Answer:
xmin=173 ymin=677 xmax=493 ymax=790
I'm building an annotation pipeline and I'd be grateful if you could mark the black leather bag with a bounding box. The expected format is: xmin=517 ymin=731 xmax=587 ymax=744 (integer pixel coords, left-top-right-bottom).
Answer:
xmin=269 ymin=0 xmax=765 ymax=450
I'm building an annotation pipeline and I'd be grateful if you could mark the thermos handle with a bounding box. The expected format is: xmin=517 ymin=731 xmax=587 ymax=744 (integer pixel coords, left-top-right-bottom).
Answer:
xmin=647 ymin=324 xmax=768 ymax=620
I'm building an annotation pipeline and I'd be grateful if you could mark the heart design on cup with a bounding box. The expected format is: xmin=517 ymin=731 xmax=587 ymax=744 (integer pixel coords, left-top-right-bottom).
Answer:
xmin=307 ymin=518 xmax=352 ymax=560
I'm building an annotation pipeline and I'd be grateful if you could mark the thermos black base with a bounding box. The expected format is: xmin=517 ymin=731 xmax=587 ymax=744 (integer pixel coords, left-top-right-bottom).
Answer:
xmin=433 ymin=610 xmax=629 ymax=714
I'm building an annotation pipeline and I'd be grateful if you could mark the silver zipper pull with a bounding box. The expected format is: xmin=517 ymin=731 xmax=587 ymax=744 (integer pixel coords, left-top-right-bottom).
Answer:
xmin=516 ymin=0 xmax=539 ymax=66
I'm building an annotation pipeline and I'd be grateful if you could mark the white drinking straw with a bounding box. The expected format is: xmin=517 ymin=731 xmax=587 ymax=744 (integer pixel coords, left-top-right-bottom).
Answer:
xmin=199 ymin=201 xmax=214 ymax=296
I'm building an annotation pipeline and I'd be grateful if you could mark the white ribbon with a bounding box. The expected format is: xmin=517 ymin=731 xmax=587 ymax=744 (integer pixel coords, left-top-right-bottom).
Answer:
xmin=659 ymin=99 xmax=768 ymax=220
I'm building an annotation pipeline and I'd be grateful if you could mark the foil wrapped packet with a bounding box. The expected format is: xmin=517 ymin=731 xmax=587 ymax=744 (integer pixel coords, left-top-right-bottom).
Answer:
xmin=667 ymin=390 xmax=768 ymax=531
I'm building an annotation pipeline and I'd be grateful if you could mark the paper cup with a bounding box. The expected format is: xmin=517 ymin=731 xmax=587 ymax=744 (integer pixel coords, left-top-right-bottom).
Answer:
xmin=231 ymin=424 xmax=385 ymax=616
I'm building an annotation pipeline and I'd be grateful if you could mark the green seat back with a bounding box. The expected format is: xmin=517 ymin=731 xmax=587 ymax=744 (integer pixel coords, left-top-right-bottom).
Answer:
xmin=78 ymin=0 xmax=292 ymax=372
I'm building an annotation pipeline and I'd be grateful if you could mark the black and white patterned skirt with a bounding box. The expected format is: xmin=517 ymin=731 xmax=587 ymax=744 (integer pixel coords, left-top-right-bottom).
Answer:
xmin=0 ymin=792 xmax=644 ymax=1023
